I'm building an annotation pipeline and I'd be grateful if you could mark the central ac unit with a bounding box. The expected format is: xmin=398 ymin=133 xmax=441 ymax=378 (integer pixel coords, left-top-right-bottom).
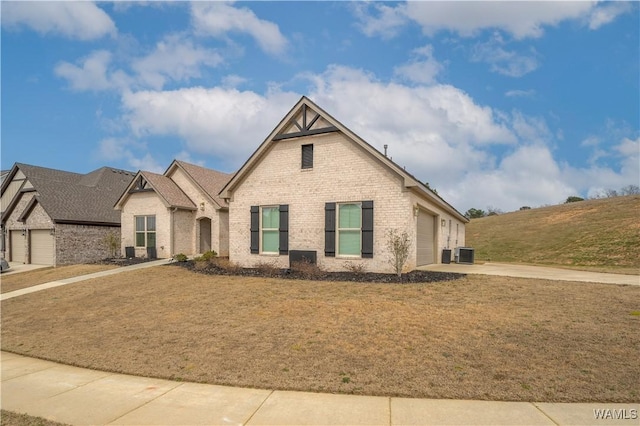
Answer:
xmin=455 ymin=247 xmax=474 ymax=264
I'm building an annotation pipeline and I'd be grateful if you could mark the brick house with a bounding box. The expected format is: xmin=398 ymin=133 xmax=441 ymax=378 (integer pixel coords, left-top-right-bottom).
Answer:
xmin=114 ymin=160 xmax=232 ymax=259
xmin=1 ymin=163 xmax=135 ymax=266
xmin=219 ymin=97 xmax=469 ymax=273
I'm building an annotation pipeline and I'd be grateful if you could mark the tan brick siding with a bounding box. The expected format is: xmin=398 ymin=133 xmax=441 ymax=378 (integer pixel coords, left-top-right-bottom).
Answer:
xmin=120 ymin=192 xmax=172 ymax=258
xmin=229 ymin=132 xmax=418 ymax=273
xmin=173 ymin=209 xmax=195 ymax=255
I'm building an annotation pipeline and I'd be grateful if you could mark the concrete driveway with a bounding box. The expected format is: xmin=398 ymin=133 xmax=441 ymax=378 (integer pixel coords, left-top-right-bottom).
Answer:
xmin=419 ymin=262 xmax=639 ymax=286
xmin=2 ymin=262 xmax=50 ymax=276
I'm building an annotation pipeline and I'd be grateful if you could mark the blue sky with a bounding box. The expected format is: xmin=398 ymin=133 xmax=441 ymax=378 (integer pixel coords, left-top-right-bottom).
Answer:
xmin=1 ymin=1 xmax=638 ymax=212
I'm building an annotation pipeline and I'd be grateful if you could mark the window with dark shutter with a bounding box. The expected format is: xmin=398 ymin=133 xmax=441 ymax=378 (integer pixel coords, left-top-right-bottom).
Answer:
xmin=302 ymin=144 xmax=313 ymax=169
xmin=361 ymin=201 xmax=374 ymax=258
xmin=250 ymin=206 xmax=259 ymax=254
xmin=279 ymin=204 xmax=289 ymax=255
xmin=324 ymin=202 xmax=336 ymax=257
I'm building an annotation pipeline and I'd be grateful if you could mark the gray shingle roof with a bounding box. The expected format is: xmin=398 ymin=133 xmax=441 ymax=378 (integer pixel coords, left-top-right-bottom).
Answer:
xmin=174 ymin=161 xmax=233 ymax=208
xmin=13 ymin=163 xmax=135 ymax=225
xmin=140 ymin=171 xmax=196 ymax=210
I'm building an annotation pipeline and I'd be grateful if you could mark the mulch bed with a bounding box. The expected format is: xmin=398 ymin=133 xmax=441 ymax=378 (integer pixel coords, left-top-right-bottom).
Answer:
xmin=173 ymin=259 xmax=465 ymax=283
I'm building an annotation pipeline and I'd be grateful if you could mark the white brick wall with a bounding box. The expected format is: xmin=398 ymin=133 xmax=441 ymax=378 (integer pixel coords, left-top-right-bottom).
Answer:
xmin=229 ymin=132 xmax=422 ymax=273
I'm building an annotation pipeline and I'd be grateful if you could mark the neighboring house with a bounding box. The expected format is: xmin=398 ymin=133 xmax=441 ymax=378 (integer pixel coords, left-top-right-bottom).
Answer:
xmin=115 ymin=160 xmax=232 ymax=259
xmin=220 ymin=96 xmax=469 ymax=273
xmin=1 ymin=163 xmax=135 ymax=266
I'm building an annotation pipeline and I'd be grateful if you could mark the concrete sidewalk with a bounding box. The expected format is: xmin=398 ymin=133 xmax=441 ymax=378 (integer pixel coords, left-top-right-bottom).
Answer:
xmin=1 ymin=259 xmax=171 ymax=301
xmin=2 ymin=352 xmax=638 ymax=426
xmin=420 ymin=262 xmax=639 ymax=286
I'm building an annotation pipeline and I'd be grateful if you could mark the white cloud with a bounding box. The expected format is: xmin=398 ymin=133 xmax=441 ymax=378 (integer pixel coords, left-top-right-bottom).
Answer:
xmin=96 ymin=137 xmax=163 ymax=173
xmin=471 ymin=34 xmax=540 ymax=77
xmin=1 ymin=1 xmax=116 ymax=40
xmin=352 ymin=2 xmax=409 ymax=39
xmin=505 ymin=89 xmax=535 ymax=98
xmin=54 ymin=50 xmax=127 ymax=92
xmin=589 ymin=2 xmax=633 ymax=30
xmin=393 ymin=45 xmax=444 ymax=84
xmin=120 ymin=87 xmax=300 ymax=169
xmin=191 ymin=2 xmax=288 ymax=56
xmin=132 ymin=34 xmax=224 ymax=90
xmin=102 ymin=63 xmax=636 ymax=213
xmin=355 ymin=2 xmax=631 ymax=40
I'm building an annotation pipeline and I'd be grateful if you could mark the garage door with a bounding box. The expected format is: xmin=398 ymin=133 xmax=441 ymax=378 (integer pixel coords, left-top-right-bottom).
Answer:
xmin=10 ymin=231 xmax=26 ymax=263
xmin=416 ymin=210 xmax=435 ymax=266
xmin=31 ymin=230 xmax=54 ymax=265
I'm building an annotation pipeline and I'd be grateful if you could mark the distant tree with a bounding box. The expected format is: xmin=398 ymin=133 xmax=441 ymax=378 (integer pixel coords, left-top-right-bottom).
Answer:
xmin=620 ymin=185 xmax=640 ymax=195
xmin=519 ymin=206 xmax=531 ymax=211
xmin=565 ymin=196 xmax=584 ymax=203
xmin=604 ymin=189 xmax=619 ymax=198
xmin=487 ymin=206 xmax=503 ymax=216
xmin=465 ymin=208 xmax=486 ymax=219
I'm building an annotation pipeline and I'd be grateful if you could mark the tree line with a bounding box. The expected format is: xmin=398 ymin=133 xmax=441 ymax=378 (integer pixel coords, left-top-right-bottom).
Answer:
xmin=464 ymin=184 xmax=639 ymax=219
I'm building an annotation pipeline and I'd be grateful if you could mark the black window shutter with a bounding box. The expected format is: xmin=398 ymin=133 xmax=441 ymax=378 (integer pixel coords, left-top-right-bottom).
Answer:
xmin=250 ymin=206 xmax=259 ymax=254
xmin=302 ymin=144 xmax=313 ymax=169
xmin=361 ymin=200 xmax=374 ymax=258
xmin=324 ymin=202 xmax=336 ymax=257
xmin=279 ymin=204 xmax=289 ymax=255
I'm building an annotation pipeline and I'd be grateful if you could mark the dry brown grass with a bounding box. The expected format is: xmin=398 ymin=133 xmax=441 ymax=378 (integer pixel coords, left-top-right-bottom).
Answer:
xmin=0 ymin=410 xmax=69 ymax=426
xmin=2 ymin=265 xmax=638 ymax=402
xmin=467 ymin=195 xmax=640 ymax=271
xmin=1 ymin=264 xmax=118 ymax=294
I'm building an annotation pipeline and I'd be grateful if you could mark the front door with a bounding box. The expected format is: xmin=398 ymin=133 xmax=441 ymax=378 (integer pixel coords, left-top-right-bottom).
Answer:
xmin=199 ymin=217 xmax=212 ymax=253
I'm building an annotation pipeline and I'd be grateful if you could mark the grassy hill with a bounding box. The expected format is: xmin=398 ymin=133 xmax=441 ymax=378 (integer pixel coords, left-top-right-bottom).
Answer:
xmin=466 ymin=195 xmax=640 ymax=273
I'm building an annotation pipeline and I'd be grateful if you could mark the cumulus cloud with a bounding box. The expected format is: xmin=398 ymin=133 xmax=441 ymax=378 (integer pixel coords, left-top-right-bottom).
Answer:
xmin=355 ymin=2 xmax=626 ymax=40
xmin=191 ymin=2 xmax=288 ymax=56
xmin=393 ymin=45 xmax=444 ymax=84
xmin=54 ymin=50 xmax=130 ymax=92
xmin=120 ymin=87 xmax=300 ymax=168
xmin=471 ymin=34 xmax=540 ymax=77
xmin=1 ymin=1 xmax=116 ymax=40
xmin=96 ymin=137 xmax=164 ymax=173
xmin=588 ymin=2 xmax=633 ymax=30
xmin=132 ymin=34 xmax=224 ymax=90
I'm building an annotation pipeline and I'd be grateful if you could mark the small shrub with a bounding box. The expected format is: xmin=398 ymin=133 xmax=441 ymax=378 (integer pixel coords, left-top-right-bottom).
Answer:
xmin=212 ymin=257 xmax=242 ymax=274
xmin=173 ymin=253 xmax=188 ymax=262
xmin=254 ymin=260 xmax=280 ymax=276
xmin=344 ymin=262 xmax=366 ymax=274
xmin=103 ymin=231 xmax=119 ymax=258
xmin=291 ymin=259 xmax=324 ymax=279
xmin=386 ymin=229 xmax=411 ymax=277
xmin=194 ymin=250 xmax=217 ymax=262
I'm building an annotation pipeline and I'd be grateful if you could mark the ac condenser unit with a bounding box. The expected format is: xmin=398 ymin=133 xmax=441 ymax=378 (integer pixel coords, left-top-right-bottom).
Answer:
xmin=455 ymin=247 xmax=474 ymax=264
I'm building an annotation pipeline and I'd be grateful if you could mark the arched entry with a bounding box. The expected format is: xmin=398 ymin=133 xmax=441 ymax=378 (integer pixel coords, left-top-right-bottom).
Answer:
xmin=198 ymin=217 xmax=212 ymax=253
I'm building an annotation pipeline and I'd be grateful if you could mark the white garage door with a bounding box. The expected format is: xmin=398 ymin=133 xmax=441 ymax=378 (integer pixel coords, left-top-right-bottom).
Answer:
xmin=416 ymin=210 xmax=435 ymax=266
xmin=10 ymin=230 xmax=26 ymax=263
xmin=31 ymin=230 xmax=54 ymax=265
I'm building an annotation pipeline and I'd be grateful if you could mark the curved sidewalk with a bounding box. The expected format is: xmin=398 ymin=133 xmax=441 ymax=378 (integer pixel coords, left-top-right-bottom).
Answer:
xmin=420 ymin=262 xmax=639 ymax=286
xmin=1 ymin=259 xmax=171 ymax=301
xmin=3 ymin=352 xmax=638 ymax=426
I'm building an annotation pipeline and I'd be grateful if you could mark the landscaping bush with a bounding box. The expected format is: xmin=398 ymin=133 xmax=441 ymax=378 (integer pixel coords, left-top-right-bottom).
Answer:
xmin=173 ymin=253 xmax=188 ymax=262
xmin=193 ymin=250 xmax=217 ymax=262
xmin=290 ymin=259 xmax=324 ymax=279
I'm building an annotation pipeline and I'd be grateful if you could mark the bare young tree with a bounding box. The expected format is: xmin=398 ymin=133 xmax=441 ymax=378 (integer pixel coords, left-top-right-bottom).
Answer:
xmin=386 ymin=229 xmax=411 ymax=277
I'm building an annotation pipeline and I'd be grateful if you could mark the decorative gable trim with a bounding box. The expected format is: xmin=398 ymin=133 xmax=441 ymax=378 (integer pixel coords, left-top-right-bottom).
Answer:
xmin=128 ymin=175 xmax=153 ymax=193
xmin=274 ymin=104 xmax=338 ymax=141
xmin=18 ymin=196 xmax=40 ymax=223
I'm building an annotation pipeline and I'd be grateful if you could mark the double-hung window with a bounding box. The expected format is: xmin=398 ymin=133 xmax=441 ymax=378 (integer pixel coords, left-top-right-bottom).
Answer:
xmin=338 ymin=203 xmax=362 ymax=256
xmin=261 ymin=206 xmax=280 ymax=254
xmin=325 ymin=201 xmax=373 ymax=258
xmin=135 ymin=215 xmax=156 ymax=248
